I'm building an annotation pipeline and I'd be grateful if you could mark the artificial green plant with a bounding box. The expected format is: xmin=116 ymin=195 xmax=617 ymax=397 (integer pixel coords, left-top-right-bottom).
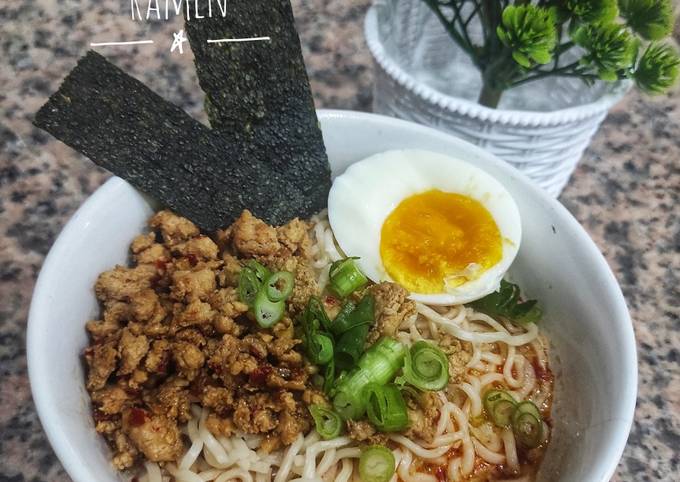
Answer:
xmin=422 ymin=0 xmax=680 ymax=108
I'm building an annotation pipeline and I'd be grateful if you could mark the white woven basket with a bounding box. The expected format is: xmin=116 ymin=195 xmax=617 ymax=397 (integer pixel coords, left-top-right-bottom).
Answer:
xmin=364 ymin=3 xmax=629 ymax=197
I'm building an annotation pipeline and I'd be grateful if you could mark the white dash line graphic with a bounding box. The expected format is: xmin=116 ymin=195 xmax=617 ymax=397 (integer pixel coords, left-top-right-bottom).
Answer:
xmin=207 ymin=37 xmax=271 ymax=44
xmin=90 ymin=40 xmax=154 ymax=47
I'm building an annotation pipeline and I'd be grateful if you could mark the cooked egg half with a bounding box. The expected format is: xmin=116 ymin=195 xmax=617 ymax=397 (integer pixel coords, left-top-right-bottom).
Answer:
xmin=327 ymin=149 xmax=521 ymax=305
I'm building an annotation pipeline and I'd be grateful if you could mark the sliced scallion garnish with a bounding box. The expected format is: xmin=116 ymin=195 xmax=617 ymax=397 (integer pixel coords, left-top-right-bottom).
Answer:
xmin=332 ymin=388 xmax=366 ymax=421
xmin=335 ymin=323 xmax=370 ymax=370
xmin=245 ymin=259 xmax=271 ymax=284
xmin=237 ymin=267 xmax=261 ymax=307
xmin=483 ymin=390 xmax=517 ymax=416
xmin=333 ymin=369 xmax=374 ymax=420
xmin=359 ymin=445 xmax=395 ymax=482
xmin=309 ymin=404 xmax=343 ymax=440
xmin=329 ymin=257 xmax=368 ymax=298
xmin=299 ymin=297 xmax=335 ymax=365
xmin=265 ymin=271 xmax=294 ymax=302
xmin=253 ymin=289 xmax=285 ymax=328
xmin=400 ymin=341 xmax=449 ymax=391
xmin=333 ymin=337 xmax=407 ymax=420
xmin=490 ymin=399 xmax=516 ymax=427
xmin=323 ymin=358 xmax=336 ymax=395
xmin=513 ymin=411 xmax=543 ymax=448
xmin=238 ymin=261 xmax=292 ymax=328
xmin=470 ymin=279 xmax=542 ymax=325
xmin=512 ymin=400 xmax=541 ymax=424
xmin=330 ymin=295 xmax=374 ymax=336
xmin=305 ymin=296 xmax=332 ymax=331
xmin=307 ymin=332 xmax=334 ymax=365
xmin=365 ymin=383 xmax=409 ymax=432
xmin=330 ymin=301 xmax=356 ymax=334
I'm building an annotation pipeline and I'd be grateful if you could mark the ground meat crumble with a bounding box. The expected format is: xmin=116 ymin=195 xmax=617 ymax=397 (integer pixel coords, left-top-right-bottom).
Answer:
xmin=84 ymin=210 xmax=320 ymax=470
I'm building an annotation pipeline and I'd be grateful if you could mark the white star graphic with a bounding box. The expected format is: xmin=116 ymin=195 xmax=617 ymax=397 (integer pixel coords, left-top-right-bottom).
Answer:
xmin=171 ymin=29 xmax=188 ymax=54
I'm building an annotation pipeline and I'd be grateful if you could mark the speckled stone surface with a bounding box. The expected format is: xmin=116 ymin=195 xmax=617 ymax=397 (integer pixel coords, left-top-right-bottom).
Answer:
xmin=0 ymin=1 xmax=678 ymax=481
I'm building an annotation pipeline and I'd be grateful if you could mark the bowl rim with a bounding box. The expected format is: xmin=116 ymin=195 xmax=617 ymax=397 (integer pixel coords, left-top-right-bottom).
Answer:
xmin=27 ymin=108 xmax=637 ymax=482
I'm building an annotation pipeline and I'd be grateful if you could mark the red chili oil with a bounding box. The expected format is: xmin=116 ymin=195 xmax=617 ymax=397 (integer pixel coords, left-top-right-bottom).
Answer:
xmin=128 ymin=407 xmax=147 ymax=427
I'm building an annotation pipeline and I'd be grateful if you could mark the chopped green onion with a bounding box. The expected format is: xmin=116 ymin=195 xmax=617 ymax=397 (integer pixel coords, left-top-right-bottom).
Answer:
xmin=470 ymin=280 xmax=542 ymax=325
xmin=331 ymin=295 xmax=374 ymax=336
xmin=397 ymin=384 xmax=421 ymax=400
xmin=323 ymin=358 xmax=336 ymax=395
xmin=335 ymin=323 xmax=370 ymax=370
xmin=239 ymin=262 xmax=291 ymax=326
xmin=490 ymin=399 xmax=516 ymax=427
xmin=237 ymin=267 xmax=261 ymax=306
xmin=512 ymin=401 xmax=541 ymax=425
xmin=484 ymin=390 xmax=517 ymax=427
xmin=245 ymin=260 xmax=271 ymax=283
xmin=333 ymin=338 xmax=407 ymax=419
xmin=513 ymin=412 xmax=543 ymax=448
xmin=329 ymin=257 xmax=368 ymax=298
xmin=330 ymin=370 xmax=348 ymax=398
xmin=304 ymin=296 xmax=332 ymax=331
xmin=333 ymin=370 xmax=373 ymax=420
xmin=253 ymin=289 xmax=284 ymax=328
xmin=309 ymin=405 xmax=343 ymax=440
xmin=357 ymin=337 xmax=407 ymax=381
xmin=312 ymin=374 xmax=324 ymax=389
xmin=265 ymin=271 xmax=294 ymax=302
xmin=359 ymin=445 xmax=395 ymax=482
xmin=329 ymin=300 xmax=355 ymax=334
xmin=336 ymin=300 xmax=356 ymax=316
xmin=483 ymin=390 xmax=516 ymax=416
xmin=300 ymin=316 xmax=318 ymax=346
xmin=299 ymin=297 xmax=334 ymax=365
xmin=307 ymin=332 xmax=334 ymax=365
xmin=365 ymin=383 xmax=409 ymax=432
xmin=401 ymin=341 xmax=449 ymax=391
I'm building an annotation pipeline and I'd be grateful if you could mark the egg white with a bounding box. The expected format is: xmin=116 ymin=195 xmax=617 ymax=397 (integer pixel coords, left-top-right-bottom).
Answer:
xmin=327 ymin=149 xmax=522 ymax=305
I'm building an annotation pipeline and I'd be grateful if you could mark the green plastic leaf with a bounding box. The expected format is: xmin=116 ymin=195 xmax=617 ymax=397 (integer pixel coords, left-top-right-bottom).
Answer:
xmin=571 ymin=25 xmax=588 ymax=46
xmin=598 ymin=70 xmax=618 ymax=81
xmin=619 ymin=0 xmax=675 ymax=41
xmin=530 ymin=50 xmax=552 ymax=65
xmin=572 ymin=23 xmax=638 ymax=81
xmin=512 ymin=51 xmax=532 ymax=68
xmin=634 ymin=42 xmax=680 ymax=94
xmin=564 ymin=0 xmax=618 ymax=24
xmin=496 ymin=27 xmax=509 ymax=45
xmin=497 ymin=5 xmax=558 ymax=69
xmin=469 ymin=280 xmax=542 ymax=325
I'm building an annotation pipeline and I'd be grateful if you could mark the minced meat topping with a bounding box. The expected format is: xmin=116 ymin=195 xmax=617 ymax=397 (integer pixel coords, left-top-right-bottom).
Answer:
xmin=84 ymin=210 xmax=319 ymax=469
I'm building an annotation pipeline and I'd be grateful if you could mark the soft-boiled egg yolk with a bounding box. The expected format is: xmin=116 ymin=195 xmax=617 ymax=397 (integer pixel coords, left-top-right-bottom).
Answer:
xmin=379 ymin=189 xmax=502 ymax=294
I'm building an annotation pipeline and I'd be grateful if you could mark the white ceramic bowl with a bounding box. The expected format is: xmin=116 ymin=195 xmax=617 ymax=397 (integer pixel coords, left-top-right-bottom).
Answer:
xmin=27 ymin=110 xmax=636 ymax=482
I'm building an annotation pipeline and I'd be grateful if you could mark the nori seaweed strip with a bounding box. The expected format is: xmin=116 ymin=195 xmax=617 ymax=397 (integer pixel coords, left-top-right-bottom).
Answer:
xmin=34 ymin=51 xmax=310 ymax=232
xmin=185 ymin=0 xmax=331 ymax=210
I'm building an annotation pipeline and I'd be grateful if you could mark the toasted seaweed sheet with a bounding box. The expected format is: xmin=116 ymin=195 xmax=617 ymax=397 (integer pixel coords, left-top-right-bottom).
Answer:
xmin=185 ymin=0 xmax=331 ymax=206
xmin=34 ymin=51 xmax=316 ymax=232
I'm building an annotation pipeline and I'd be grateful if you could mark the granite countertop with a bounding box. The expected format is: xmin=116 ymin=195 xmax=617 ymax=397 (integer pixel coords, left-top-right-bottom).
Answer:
xmin=1 ymin=1 xmax=678 ymax=481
